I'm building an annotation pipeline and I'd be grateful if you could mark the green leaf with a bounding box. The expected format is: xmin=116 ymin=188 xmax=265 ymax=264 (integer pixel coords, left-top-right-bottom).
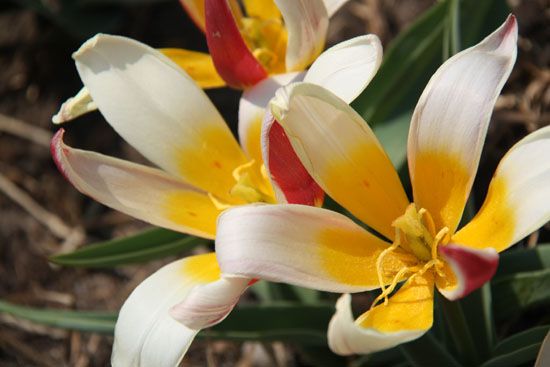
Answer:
xmin=497 ymin=244 xmax=550 ymax=277
xmin=50 ymin=228 xmax=207 ymax=267
xmin=373 ymin=112 xmax=411 ymax=169
xmin=0 ymin=300 xmax=117 ymax=334
xmin=399 ymin=332 xmax=462 ymax=367
xmin=492 ymin=268 xmax=550 ymax=321
xmin=493 ymin=325 xmax=549 ymax=356
xmin=0 ymin=300 xmax=333 ymax=346
xmin=481 ymin=343 xmax=542 ymax=367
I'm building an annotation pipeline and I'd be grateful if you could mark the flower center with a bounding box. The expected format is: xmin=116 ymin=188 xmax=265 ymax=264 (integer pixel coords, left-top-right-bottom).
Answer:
xmin=240 ymin=17 xmax=287 ymax=74
xmin=372 ymin=204 xmax=449 ymax=307
xmin=209 ymin=160 xmax=275 ymax=209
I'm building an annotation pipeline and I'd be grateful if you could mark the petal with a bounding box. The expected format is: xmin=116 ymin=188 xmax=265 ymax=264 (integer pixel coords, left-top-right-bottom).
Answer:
xmin=408 ymin=15 xmax=518 ymax=233
xmin=159 ymin=48 xmax=225 ymax=89
xmin=52 ymin=48 xmax=226 ymax=124
xmin=436 ymin=244 xmax=498 ymax=301
xmin=179 ymin=0 xmax=206 ymax=31
xmin=112 ymin=253 xmax=219 ymax=367
xmin=328 ymin=273 xmax=434 ymax=355
xmin=52 ymin=130 xmax=220 ymax=239
xmin=275 ymin=0 xmax=329 ymax=72
xmin=239 ymin=72 xmax=304 ymax=163
xmin=216 ymin=204 xmax=409 ymax=293
xmin=453 ymin=125 xmax=550 ymax=252
xmin=322 ymin=0 xmax=350 ymax=16
xmin=270 ymin=82 xmax=408 ymax=240
xmin=52 ymin=87 xmax=97 ymax=124
xmin=73 ymin=34 xmax=247 ymax=200
xmin=243 ymin=0 xmax=281 ymax=20
xmin=205 ymin=0 xmax=268 ymax=88
xmin=304 ymin=34 xmax=382 ymax=103
xmin=263 ymin=115 xmax=324 ymax=206
xmin=170 ymin=276 xmax=251 ymax=329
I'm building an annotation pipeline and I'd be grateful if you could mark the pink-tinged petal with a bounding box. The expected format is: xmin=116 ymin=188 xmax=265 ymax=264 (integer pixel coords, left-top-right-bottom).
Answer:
xmin=408 ymin=15 xmax=518 ymax=233
xmin=328 ymin=273 xmax=434 ymax=355
xmin=322 ymin=0 xmax=350 ymax=16
xmin=52 ymin=130 xmax=220 ymax=239
xmin=113 ymin=254 xmax=220 ymax=366
xmin=437 ymin=244 xmax=499 ymax=301
xmin=205 ymin=0 xmax=268 ymax=88
xmin=276 ymin=0 xmax=329 ymax=72
xmin=216 ymin=204 xmax=408 ymax=293
xmin=263 ymin=115 xmax=324 ymax=206
xmin=73 ymin=34 xmax=247 ymax=200
xmin=238 ymin=72 xmax=304 ymax=163
xmin=304 ymin=34 xmax=382 ymax=103
xmin=170 ymin=276 xmax=250 ymax=329
xmin=453 ymin=125 xmax=550 ymax=252
xmin=179 ymin=0 xmax=206 ymax=32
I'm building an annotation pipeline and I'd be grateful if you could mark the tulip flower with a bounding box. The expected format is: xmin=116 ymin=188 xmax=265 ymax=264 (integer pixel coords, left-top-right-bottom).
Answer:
xmin=52 ymin=0 xmax=349 ymax=123
xmin=51 ymin=32 xmax=381 ymax=365
xmin=215 ymin=15 xmax=550 ymax=354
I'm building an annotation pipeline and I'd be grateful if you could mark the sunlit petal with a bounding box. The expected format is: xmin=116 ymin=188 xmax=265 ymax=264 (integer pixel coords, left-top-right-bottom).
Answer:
xmin=328 ymin=273 xmax=434 ymax=355
xmin=52 ymin=130 xmax=220 ymax=239
xmin=112 ymin=254 xmax=220 ymax=366
xmin=216 ymin=204 xmax=408 ymax=293
xmin=270 ymin=82 xmax=408 ymax=239
xmin=453 ymin=125 xmax=550 ymax=252
xmin=408 ymin=15 xmax=518 ymax=233
xmin=275 ymin=0 xmax=329 ymax=71
xmin=73 ymin=34 xmax=247 ymax=199
xmin=170 ymin=276 xmax=250 ymax=329
xmin=304 ymin=34 xmax=382 ymax=103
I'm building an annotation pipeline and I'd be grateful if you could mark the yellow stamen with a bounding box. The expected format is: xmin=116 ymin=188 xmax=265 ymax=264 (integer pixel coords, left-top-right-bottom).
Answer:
xmin=376 ymin=238 xmax=400 ymax=296
xmin=371 ymin=266 xmax=411 ymax=308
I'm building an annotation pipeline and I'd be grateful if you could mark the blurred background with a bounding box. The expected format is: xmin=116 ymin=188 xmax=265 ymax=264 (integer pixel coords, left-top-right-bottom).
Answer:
xmin=0 ymin=0 xmax=547 ymax=365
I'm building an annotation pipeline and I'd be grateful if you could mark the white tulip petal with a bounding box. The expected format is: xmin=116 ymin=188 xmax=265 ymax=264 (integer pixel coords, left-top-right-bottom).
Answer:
xmin=52 ymin=86 xmax=97 ymax=124
xmin=52 ymin=130 xmax=220 ymax=239
xmin=270 ymin=82 xmax=408 ymax=240
xmin=328 ymin=294 xmax=428 ymax=355
xmin=112 ymin=254 xmax=221 ymax=367
xmin=454 ymin=125 xmax=550 ymax=252
xmin=275 ymin=0 xmax=329 ymax=72
xmin=170 ymin=276 xmax=250 ymax=329
xmin=73 ymin=34 xmax=246 ymax=198
xmin=216 ymin=204 xmax=406 ymax=293
xmin=408 ymin=15 xmax=518 ymax=232
xmin=304 ymin=34 xmax=382 ymax=103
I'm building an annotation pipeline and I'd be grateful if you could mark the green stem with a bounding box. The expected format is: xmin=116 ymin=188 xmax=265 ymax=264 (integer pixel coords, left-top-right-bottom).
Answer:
xmin=441 ymin=297 xmax=480 ymax=365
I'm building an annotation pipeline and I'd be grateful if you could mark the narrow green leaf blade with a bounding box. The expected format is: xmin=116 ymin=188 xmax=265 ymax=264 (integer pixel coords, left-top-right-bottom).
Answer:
xmin=50 ymin=228 xmax=207 ymax=267
xmin=399 ymin=332 xmax=462 ymax=367
xmin=497 ymin=244 xmax=550 ymax=277
xmin=493 ymin=325 xmax=549 ymax=356
xmin=0 ymin=300 xmax=333 ymax=346
xmin=482 ymin=343 xmax=543 ymax=367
